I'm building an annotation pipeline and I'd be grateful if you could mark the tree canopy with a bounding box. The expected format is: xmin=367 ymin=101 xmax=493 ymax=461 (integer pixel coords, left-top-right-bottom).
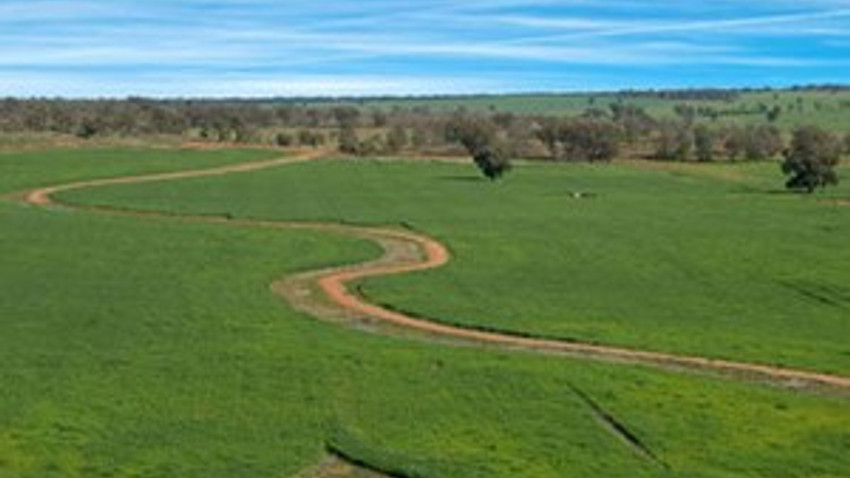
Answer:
xmin=781 ymin=126 xmax=842 ymax=193
xmin=446 ymin=115 xmax=512 ymax=180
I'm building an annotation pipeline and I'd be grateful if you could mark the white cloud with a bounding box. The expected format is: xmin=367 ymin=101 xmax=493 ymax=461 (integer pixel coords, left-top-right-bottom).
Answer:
xmin=0 ymin=72 xmax=509 ymax=98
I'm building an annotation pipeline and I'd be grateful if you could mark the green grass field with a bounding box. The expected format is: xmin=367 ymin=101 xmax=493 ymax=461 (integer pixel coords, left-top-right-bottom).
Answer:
xmin=2 ymin=149 xmax=849 ymax=477
xmin=0 ymin=148 xmax=278 ymax=194
xmin=64 ymin=157 xmax=850 ymax=375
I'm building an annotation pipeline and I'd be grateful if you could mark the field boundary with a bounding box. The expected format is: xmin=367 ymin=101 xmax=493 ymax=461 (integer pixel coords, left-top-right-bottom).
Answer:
xmin=15 ymin=150 xmax=850 ymax=395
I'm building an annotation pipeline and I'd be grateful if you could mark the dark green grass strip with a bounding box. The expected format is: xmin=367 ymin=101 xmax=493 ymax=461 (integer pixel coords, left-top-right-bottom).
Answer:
xmin=567 ymin=383 xmax=671 ymax=471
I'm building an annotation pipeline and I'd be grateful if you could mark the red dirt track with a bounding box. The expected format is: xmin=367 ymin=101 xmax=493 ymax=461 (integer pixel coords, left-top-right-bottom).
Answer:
xmin=17 ymin=150 xmax=850 ymax=393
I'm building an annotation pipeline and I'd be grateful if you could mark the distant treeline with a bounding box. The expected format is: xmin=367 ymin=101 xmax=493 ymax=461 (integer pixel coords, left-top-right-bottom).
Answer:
xmin=1 ymin=92 xmax=848 ymax=163
xmin=148 ymin=84 xmax=849 ymax=105
xmin=616 ymin=84 xmax=850 ymax=101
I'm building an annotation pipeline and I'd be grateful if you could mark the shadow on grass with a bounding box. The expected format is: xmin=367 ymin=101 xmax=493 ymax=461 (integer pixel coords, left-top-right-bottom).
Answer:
xmin=436 ymin=175 xmax=486 ymax=182
xmin=728 ymin=186 xmax=799 ymax=196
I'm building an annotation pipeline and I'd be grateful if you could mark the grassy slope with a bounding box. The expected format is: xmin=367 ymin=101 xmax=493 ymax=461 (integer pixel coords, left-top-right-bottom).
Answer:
xmin=65 ymin=158 xmax=850 ymax=374
xmin=2 ymin=149 xmax=848 ymax=477
xmin=0 ymin=148 xmax=278 ymax=195
xmin=0 ymin=204 xmax=376 ymax=477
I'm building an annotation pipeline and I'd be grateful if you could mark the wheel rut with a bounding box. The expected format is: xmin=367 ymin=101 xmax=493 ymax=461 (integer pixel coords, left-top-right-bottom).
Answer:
xmin=13 ymin=149 xmax=850 ymax=474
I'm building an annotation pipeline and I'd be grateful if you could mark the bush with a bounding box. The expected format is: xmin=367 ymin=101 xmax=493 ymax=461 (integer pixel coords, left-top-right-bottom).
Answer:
xmin=297 ymin=129 xmax=324 ymax=148
xmin=75 ymin=119 xmax=98 ymax=139
xmin=275 ymin=132 xmax=294 ymax=147
xmin=356 ymin=135 xmax=385 ymax=157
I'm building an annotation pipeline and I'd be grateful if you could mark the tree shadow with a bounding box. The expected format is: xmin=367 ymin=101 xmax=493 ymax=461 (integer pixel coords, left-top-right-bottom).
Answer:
xmin=728 ymin=185 xmax=797 ymax=196
xmin=437 ymin=175 xmax=486 ymax=182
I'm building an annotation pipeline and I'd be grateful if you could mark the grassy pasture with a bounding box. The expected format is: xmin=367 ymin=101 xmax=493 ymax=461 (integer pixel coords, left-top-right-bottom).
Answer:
xmin=1 ymin=149 xmax=848 ymax=477
xmin=0 ymin=148 xmax=278 ymax=194
xmin=65 ymin=157 xmax=850 ymax=374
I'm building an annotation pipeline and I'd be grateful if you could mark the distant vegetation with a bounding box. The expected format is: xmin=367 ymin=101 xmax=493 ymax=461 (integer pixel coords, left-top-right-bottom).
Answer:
xmin=2 ymin=85 xmax=849 ymax=184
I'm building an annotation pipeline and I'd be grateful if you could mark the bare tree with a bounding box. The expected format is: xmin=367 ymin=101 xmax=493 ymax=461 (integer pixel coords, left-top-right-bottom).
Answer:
xmin=654 ymin=120 xmax=693 ymax=161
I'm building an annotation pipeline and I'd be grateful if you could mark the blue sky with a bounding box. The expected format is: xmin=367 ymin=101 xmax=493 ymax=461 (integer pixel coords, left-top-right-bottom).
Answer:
xmin=1 ymin=0 xmax=849 ymax=97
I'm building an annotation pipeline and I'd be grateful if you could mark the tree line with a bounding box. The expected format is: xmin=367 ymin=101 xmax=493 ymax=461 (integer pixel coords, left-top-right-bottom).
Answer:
xmin=1 ymin=97 xmax=847 ymax=190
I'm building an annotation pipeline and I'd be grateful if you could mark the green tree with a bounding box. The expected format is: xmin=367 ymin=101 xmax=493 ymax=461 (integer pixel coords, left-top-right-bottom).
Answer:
xmin=781 ymin=126 xmax=841 ymax=193
xmin=275 ymin=132 xmax=294 ymax=147
xmin=473 ymin=144 xmax=512 ymax=180
xmin=75 ymin=118 xmax=98 ymax=139
xmin=693 ymin=124 xmax=716 ymax=162
xmin=298 ymin=129 xmax=323 ymax=148
xmin=766 ymin=105 xmax=782 ymax=122
xmin=446 ymin=115 xmax=511 ymax=180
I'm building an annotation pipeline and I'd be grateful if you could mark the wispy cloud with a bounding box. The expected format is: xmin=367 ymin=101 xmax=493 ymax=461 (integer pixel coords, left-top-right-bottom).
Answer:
xmin=499 ymin=8 xmax=850 ymax=44
xmin=0 ymin=71 xmax=508 ymax=98
xmin=0 ymin=1 xmax=124 ymax=21
xmin=0 ymin=0 xmax=847 ymax=97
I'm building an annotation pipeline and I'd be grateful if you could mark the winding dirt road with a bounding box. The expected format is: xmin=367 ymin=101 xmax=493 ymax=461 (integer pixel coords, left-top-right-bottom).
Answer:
xmin=17 ymin=150 xmax=850 ymax=395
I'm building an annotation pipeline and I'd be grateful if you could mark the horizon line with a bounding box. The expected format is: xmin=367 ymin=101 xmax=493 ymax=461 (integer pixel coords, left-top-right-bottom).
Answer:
xmin=4 ymin=83 xmax=849 ymax=102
